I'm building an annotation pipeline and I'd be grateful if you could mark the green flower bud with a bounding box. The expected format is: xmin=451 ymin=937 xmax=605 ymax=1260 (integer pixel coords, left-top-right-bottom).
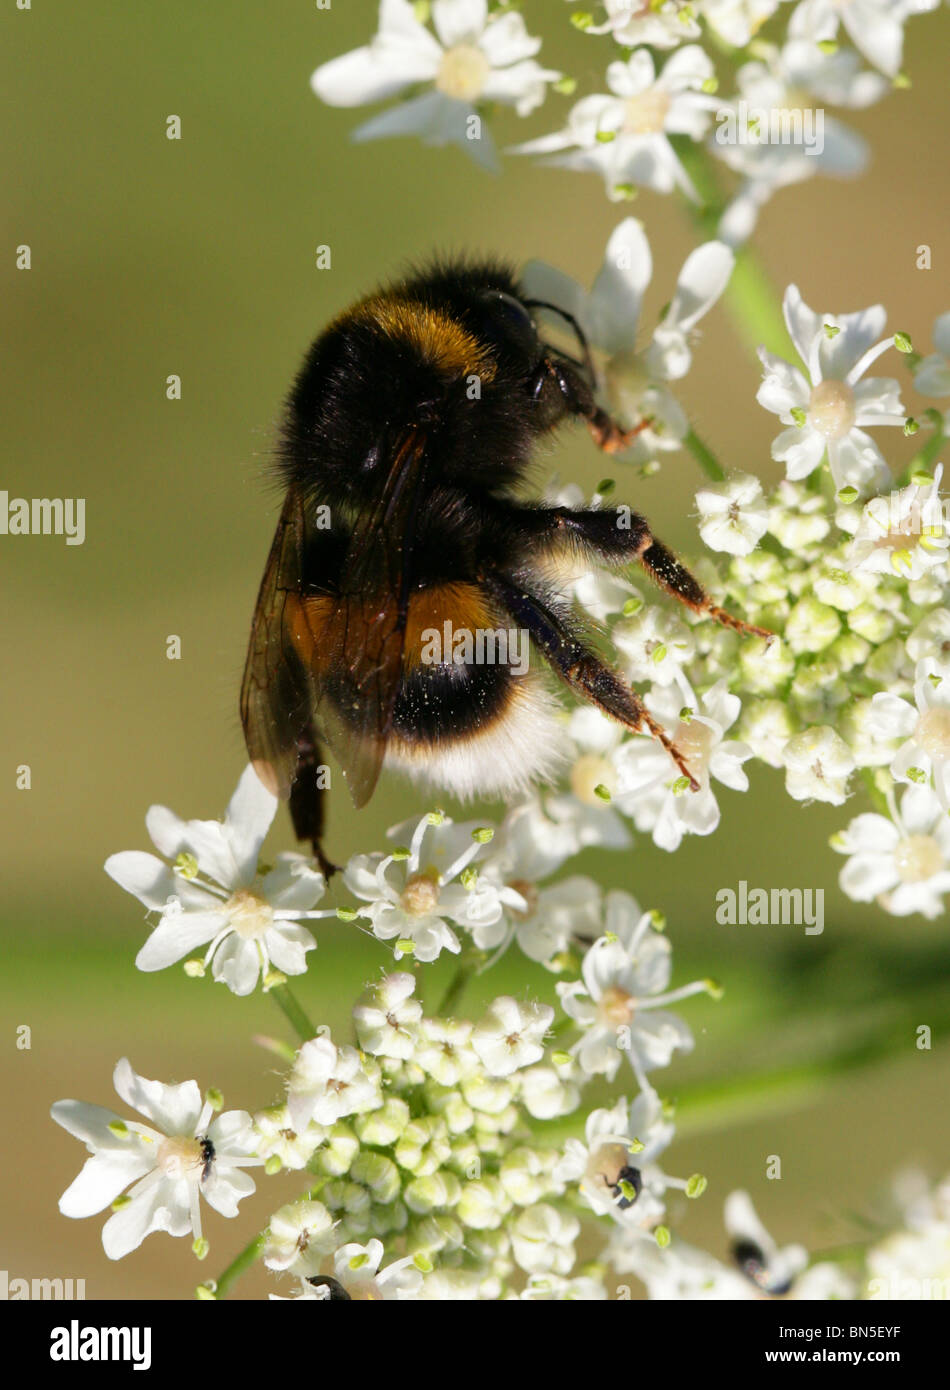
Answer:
xmin=784 ymin=596 xmax=841 ymax=654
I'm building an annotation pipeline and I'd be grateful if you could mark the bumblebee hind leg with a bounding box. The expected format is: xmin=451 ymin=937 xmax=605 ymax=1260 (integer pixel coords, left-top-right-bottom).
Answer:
xmin=485 ymin=572 xmax=700 ymax=791
xmin=288 ymin=722 xmax=339 ymax=879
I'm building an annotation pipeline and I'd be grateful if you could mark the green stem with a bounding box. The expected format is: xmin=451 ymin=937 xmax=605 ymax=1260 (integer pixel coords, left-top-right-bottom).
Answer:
xmin=672 ymin=137 xmax=793 ymax=363
xmin=437 ymin=950 xmax=484 ymax=1016
xmin=208 ymin=1230 xmax=267 ymax=1301
xmin=269 ymin=982 xmax=317 ymax=1043
xmin=673 ymin=994 xmax=950 ymax=1137
xmin=684 ymin=427 xmax=726 ymax=482
xmin=860 ymin=767 xmax=890 ymax=818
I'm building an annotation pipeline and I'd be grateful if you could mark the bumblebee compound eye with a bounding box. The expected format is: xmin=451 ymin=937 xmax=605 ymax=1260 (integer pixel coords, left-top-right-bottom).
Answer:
xmin=475 ymin=289 xmax=540 ymax=363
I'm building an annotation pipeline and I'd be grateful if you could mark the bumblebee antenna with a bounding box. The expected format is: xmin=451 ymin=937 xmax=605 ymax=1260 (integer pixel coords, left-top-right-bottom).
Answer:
xmin=523 ymin=298 xmax=596 ymax=385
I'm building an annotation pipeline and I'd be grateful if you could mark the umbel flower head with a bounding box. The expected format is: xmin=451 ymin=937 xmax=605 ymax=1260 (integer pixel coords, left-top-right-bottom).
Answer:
xmin=51 ymin=1059 xmax=260 ymax=1259
xmin=105 ymin=765 xmax=334 ymax=995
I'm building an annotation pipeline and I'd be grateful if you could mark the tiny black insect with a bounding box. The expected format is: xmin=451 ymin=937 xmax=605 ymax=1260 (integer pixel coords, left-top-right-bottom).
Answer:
xmin=198 ymin=1136 xmax=215 ymax=1184
xmin=731 ymin=1238 xmax=793 ymax=1296
xmin=306 ymin=1275 xmax=352 ymax=1301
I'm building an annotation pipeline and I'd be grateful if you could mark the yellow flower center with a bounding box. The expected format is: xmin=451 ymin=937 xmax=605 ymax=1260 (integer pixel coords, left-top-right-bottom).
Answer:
xmin=586 ymin=1141 xmax=629 ymax=1188
xmin=436 ymin=43 xmax=490 ymax=102
xmin=156 ymin=1135 xmax=203 ymax=1179
xmin=570 ymin=754 xmax=617 ymax=807
xmin=400 ymin=871 xmax=440 ymax=917
xmin=808 ymin=379 xmax=856 ymax=440
xmin=507 ymin=878 xmax=539 ymax=921
xmin=915 ymin=707 xmax=950 ymax=759
xmin=673 ymin=718 xmax=715 ymax=772
xmin=226 ymin=888 xmax=274 ymax=939
xmin=893 ymin=834 xmax=943 ymax=884
xmin=600 ymin=985 xmax=636 ymax=1026
xmin=624 ymin=87 xmax=671 ymax=135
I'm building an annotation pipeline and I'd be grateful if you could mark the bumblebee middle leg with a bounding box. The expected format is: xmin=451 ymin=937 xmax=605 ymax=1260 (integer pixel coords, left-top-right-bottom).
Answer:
xmin=485 ymin=573 xmax=700 ymax=791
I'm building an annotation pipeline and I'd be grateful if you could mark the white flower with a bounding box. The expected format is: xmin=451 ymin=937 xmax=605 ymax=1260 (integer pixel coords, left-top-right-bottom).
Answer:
xmin=908 ymin=609 xmax=950 ymax=665
xmin=726 ymin=1190 xmax=854 ymax=1298
xmin=614 ymin=1188 xmax=853 ymax=1298
xmin=554 ymin=1092 xmax=677 ymax=1228
xmin=509 ymin=876 xmax=604 ymax=967
xmin=789 ymin=0 xmax=938 ymax=77
xmin=311 ymin=0 xmax=559 ymax=171
xmin=287 ymin=1038 xmax=382 ymax=1131
xmin=756 ymin=284 xmax=905 ymax=492
xmin=610 ymin=1234 xmax=752 ymax=1298
xmin=696 ymin=473 xmax=769 ymax=556
xmin=914 ymin=312 xmax=950 ymax=396
xmin=612 ymin=1227 xmax=852 ymax=1299
xmin=514 ymin=1273 xmax=608 ymax=1300
xmin=783 ymin=724 xmax=855 ymax=804
xmin=344 ymin=812 xmax=521 ymax=962
xmin=865 ymin=1173 xmax=950 ymax=1298
xmin=511 ymin=48 xmax=722 ymax=201
xmin=262 ymin=1200 xmax=339 ymax=1276
xmin=725 ymin=1189 xmax=809 ymax=1295
xmin=613 ymin=604 xmax=696 ymax=686
xmin=273 ymin=1239 xmax=423 ymax=1300
xmin=714 ymin=40 xmax=886 ymax=244
xmin=353 ymin=972 xmax=423 ymax=1059
xmin=51 ymin=1058 xmax=260 ymax=1259
xmin=869 ymin=658 xmax=950 ymax=806
xmin=582 ymin=0 xmax=702 ymax=48
xmin=522 ymin=219 xmax=733 ymax=463
xmin=471 ymin=996 xmax=554 ymax=1076
xmin=702 ymin=0 xmax=782 ymax=45
xmin=519 ymin=1063 xmax=582 ymax=1121
xmin=556 ymin=893 xmax=702 ymax=1088
xmin=253 ymin=1105 xmax=326 ymax=1172
xmin=105 ymin=765 xmax=331 ymax=996
xmin=740 ymin=698 xmax=798 ymax=768
xmin=614 ymin=681 xmax=752 ymax=853
xmin=414 ymin=1017 xmax=478 ymax=1086
xmin=767 ymin=478 xmax=832 ymax=550
xmin=833 ymin=783 xmax=950 ymax=918
xmin=846 ymin=466 xmax=948 ymax=580
xmin=509 ymin=1204 xmax=580 ymax=1275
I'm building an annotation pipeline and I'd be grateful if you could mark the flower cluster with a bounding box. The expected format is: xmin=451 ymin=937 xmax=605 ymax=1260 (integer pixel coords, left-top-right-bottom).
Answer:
xmin=58 ymin=772 xmax=728 ymax=1296
xmin=311 ymin=0 xmax=941 ymax=243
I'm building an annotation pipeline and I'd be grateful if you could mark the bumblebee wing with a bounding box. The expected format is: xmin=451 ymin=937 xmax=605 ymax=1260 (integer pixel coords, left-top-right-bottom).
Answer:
xmin=305 ymin=425 xmax=428 ymax=808
xmin=240 ymin=487 xmax=312 ymax=799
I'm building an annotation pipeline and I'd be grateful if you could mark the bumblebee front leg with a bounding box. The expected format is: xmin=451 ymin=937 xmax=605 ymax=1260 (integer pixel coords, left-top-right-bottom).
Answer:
xmin=486 ymin=573 xmax=700 ymax=791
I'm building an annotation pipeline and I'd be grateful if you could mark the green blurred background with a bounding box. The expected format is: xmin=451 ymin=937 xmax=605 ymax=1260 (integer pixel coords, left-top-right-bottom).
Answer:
xmin=3 ymin=2 xmax=950 ymax=1299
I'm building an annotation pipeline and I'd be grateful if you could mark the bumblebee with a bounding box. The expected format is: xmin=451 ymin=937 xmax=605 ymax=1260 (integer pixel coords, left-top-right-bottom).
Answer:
xmin=241 ymin=259 xmax=767 ymax=869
